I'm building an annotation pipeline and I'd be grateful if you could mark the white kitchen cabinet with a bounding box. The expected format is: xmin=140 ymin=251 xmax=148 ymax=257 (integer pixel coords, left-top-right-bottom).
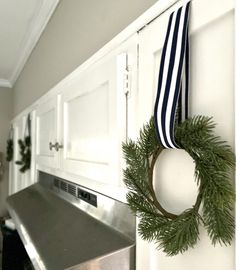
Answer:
xmin=34 ymin=36 xmax=137 ymax=188
xmin=9 ymin=112 xmax=36 ymax=194
xmin=35 ymin=95 xmax=61 ymax=169
xmin=10 ymin=117 xmax=23 ymax=194
xmin=61 ymin=40 xmax=137 ymax=186
xmin=137 ymin=0 xmax=235 ymax=270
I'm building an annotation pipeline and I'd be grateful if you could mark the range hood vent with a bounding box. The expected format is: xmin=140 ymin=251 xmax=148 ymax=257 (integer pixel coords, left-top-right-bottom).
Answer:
xmin=53 ymin=177 xmax=97 ymax=207
xmin=60 ymin=180 xmax=68 ymax=192
xmin=6 ymin=172 xmax=135 ymax=270
xmin=53 ymin=178 xmax=60 ymax=188
xmin=67 ymin=183 xmax=76 ymax=197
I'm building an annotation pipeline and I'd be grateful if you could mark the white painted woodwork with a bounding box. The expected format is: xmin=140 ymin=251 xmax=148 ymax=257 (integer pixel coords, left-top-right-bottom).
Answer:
xmin=35 ymin=96 xmax=61 ymax=169
xmin=33 ymin=36 xmax=137 ymax=197
xmin=61 ymin=37 xmax=137 ymax=187
xmin=138 ymin=0 xmax=235 ymax=269
xmin=10 ymin=118 xmax=22 ymax=194
xmin=10 ymin=116 xmax=26 ymax=193
xmin=62 ymin=59 xmax=117 ymax=184
xmin=8 ymin=160 xmax=13 ymax=195
xmin=20 ymin=115 xmax=31 ymax=190
xmin=9 ymin=112 xmax=36 ymax=194
xmin=30 ymin=110 xmax=37 ymax=184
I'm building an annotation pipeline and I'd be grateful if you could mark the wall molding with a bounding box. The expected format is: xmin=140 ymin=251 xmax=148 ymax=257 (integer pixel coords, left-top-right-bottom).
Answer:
xmin=0 ymin=0 xmax=60 ymax=88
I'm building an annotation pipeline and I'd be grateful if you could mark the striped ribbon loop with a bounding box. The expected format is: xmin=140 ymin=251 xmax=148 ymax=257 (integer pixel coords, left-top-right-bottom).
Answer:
xmin=154 ymin=2 xmax=190 ymax=149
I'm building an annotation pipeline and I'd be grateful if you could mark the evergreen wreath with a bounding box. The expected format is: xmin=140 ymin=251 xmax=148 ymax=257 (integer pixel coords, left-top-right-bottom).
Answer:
xmin=16 ymin=115 xmax=31 ymax=173
xmin=123 ymin=116 xmax=235 ymax=256
xmin=15 ymin=136 xmax=31 ymax=173
xmin=6 ymin=139 xmax=13 ymax=162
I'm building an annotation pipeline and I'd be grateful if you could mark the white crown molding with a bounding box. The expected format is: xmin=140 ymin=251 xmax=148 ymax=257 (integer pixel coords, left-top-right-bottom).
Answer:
xmin=8 ymin=0 xmax=60 ymax=87
xmin=0 ymin=79 xmax=12 ymax=88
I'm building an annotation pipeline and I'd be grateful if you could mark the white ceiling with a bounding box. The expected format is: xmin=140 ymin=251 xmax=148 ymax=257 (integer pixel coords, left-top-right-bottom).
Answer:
xmin=0 ymin=0 xmax=59 ymax=88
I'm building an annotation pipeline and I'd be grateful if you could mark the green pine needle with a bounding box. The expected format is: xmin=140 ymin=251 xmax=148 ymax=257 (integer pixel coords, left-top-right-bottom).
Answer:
xmin=157 ymin=209 xmax=200 ymax=256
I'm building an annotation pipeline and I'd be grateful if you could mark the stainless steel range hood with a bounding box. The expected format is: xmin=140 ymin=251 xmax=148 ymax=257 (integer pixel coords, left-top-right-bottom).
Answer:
xmin=6 ymin=172 xmax=135 ymax=270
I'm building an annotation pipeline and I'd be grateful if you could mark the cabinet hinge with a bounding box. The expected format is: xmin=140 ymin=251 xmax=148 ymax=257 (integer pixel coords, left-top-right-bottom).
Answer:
xmin=123 ymin=66 xmax=131 ymax=97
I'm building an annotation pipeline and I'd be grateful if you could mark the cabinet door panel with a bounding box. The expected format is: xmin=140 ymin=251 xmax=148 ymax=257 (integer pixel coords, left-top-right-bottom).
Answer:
xmin=63 ymin=57 xmax=122 ymax=186
xmin=35 ymin=97 xmax=60 ymax=169
xmin=138 ymin=0 xmax=235 ymax=269
xmin=62 ymin=51 xmax=130 ymax=186
xmin=66 ymin=83 xmax=109 ymax=163
xmin=11 ymin=118 xmax=23 ymax=193
xmin=38 ymin=109 xmax=55 ymax=157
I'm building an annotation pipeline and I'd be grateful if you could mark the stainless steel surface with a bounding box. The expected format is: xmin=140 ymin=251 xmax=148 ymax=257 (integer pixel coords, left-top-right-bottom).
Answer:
xmin=66 ymin=246 xmax=135 ymax=270
xmin=6 ymin=172 xmax=135 ymax=270
xmin=39 ymin=172 xmax=135 ymax=241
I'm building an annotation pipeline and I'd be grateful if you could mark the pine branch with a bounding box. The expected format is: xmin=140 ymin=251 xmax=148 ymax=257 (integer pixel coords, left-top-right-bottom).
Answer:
xmin=175 ymin=116 xmax=214 ymax=147
xmin=126 ymin=192 xmax=160 ymax=217
xmin=122 ymin=140 xmax=140 ymax=167
xmin=157 ymin=209 xmax=200 ymax=256
xmin=123 ymin=139 xmax=151 ymax=197
xmin=123 ymin=166 xmax=150 ymax=197
xmin=138 ymin=213 xmax=169 ymax=242
xmin=138 ymin=117 xmax=160 ymax=157
xmin=203 ymin=204 xmax=234 ymax=246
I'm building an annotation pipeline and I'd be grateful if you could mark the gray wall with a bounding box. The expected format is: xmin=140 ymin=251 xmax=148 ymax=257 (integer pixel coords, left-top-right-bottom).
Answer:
xmin=13 ymin=0 xmax=157 ymax=116
xmin=0 ymin=87 xmax=12 ymax=216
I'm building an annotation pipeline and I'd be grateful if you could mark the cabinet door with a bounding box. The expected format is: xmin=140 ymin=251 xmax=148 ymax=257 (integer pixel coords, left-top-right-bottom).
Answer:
xmin=61 ymin=41 xmax=136 ymax=187
xmin=20 ymin=114 xmax=33 ymax=190
xmin=10 ymin=115 xmax=32 ymax=193
xmin=35 ymin=96 xmax=61 ymax=169
xmin=11 ymin=118 xmax=23 ymax=194
xmin=30 ymin=110 xmax=37 ymax=184
xmin=138 ymin=0 xmax=235 ymax=269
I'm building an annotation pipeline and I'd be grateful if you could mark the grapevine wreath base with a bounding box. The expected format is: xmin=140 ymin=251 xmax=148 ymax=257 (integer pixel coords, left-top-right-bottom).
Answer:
xmin=123 ymin=116 xmax=235 ymax=256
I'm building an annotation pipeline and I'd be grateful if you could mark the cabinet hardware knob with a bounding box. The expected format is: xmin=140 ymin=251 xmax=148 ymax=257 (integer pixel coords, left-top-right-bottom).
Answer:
xmin=55 ymin=142 xmax=63 ymax=151
xmin=49 ymin=142 xmax=56 ymax=150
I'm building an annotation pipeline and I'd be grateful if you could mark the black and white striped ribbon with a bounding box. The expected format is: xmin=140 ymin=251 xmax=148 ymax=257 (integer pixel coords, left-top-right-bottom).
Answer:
xmin=154 ymin=2 xmax=190 ymax=149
